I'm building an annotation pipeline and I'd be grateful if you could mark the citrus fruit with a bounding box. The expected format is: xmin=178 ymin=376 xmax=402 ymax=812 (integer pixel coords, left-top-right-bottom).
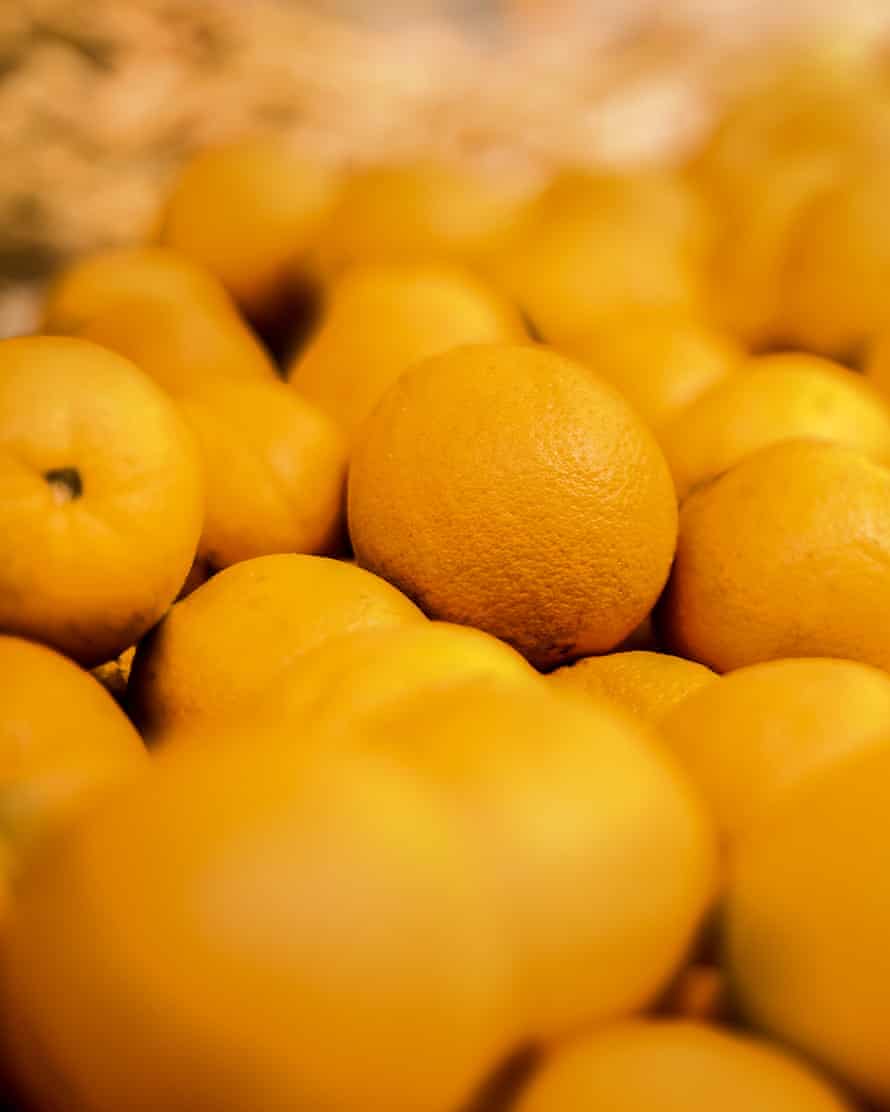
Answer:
xmin=514 ymin=1020 xmax=850 ymax=1112
xmin=660 ymin=352 xmax=890 ymax=499
xmin=157 ymin=136 xmax=338 ymax=324
xmin=349 ymin=344 xmax=678 ymax=669
xmin=289 ymin=261 xmax=526 ymax=438
xmin=661 ymin=657 xmax=890 ymax=842
xmin=177 ymin=381 xmax=347 ymax=571
xmin=562 ymin=308 xmax=741 ymax=432
xmin=2 ymin=735 xmax=513 ymax=1112
xmin=0 ymin=336 xmax=203 ymax=666
xmin=344 ymin=680 xmax=716 ymax=1039
xmin=128 ymin=553 xmax=425 ymax=739
xmin=548 ymin=651 xmax=716 ymax=724
xmin=727 ymin=742 xmax=890 ymax=1106
xmin=661 ymin=439 xmax=890 ymax=672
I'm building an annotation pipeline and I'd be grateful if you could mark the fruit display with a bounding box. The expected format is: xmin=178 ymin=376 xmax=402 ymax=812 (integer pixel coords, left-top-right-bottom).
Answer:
xmin=6 ymin=17 xmax=890 ymax=1112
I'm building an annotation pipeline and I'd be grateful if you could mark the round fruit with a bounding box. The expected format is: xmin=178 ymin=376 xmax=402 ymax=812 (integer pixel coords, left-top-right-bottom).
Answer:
xmin=346 ymin=680 xmax=716 ymax=1039
xmin=514 ymin=1020 xmax=850 ymax=1112
xmin=178 ymin=381 xmax=347 ymax=571
xmin=0 ymin=336 xmax=204 ymax=666
xmin=349 ymin=344 xmax=678 ymax=669
xmin=661 ymin=439 xmax=890 ymax=672
xmin=2 ymin=734 xmax=513 ymax=1112
xmin=661 ymin=657 xmax=890 ymax=841
xmin=727 ymin=742 xmax=890 ymax=1106
xmin=0 ymin=634 xmax=144 ymax=852
xmin=128 ymin=554 xmax=425 ymax=739
xmin=157 ymin=137 xmax=338 ymax=323
xmin=289 ymin=261 xmax=526 ymax=438
xmin=660 ymin=352 xmax=890 ymax=499
xmin=548 ymin=651 xmax=716 ymax=724
xmin=563 ymin=308 xmax=741 ymax=432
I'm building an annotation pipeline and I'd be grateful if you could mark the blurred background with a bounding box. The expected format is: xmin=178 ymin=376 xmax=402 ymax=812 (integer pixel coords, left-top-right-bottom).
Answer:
xmin=4 ymin=0 xmax=890 ymax=337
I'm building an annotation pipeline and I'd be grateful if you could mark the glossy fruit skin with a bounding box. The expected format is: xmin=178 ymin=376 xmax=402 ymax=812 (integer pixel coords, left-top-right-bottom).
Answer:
xmin=2 ymin=735 xmax=514 ymax=1112
xmin=128 ymin=554 xmax=426 ymax=739
xmin=514 ymin=1020 xmax=851 ymax=1112
xmin=0 ymin=336 xmax=204 ymax=666
xmin=661 ymin=352 xmax=890 ymax=500
xmin=661 ymin=657 xmax=890 ymax=842
xmin=548 ymin=650 xmax=716 ymax=724
xmin=727 ymin=742 xmax=890 ymax=1106
xmin=289 ymin=260 xmax=526 ymax=439
xmin=349 ymin=344 xmax=678 ymax=670
xmin=661 ymin=439 xmax=890 ymax=673
xmin=341 ymin=680 xmax=716 ymax=1041
xmin=178 ymin=381 xmax=348 ymax=570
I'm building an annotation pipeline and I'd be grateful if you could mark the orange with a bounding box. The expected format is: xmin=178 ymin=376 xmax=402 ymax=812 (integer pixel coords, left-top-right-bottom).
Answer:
xmin=660 ymin=352 xmax=890 ymax=499
xmin=727 ymin=742 xmax=890 ymax=1106
xmin=0 ymin=336 xmax=203 ymax=666
xmin=128 ymin=553 xmax=425 ymax=739
xmin=2 ymin=732 xmax=513 ymax=1112
xmin=309 ymin=161 xmax=523 ymax=282
xmin=548 ymin=651 xmax=716 ymax=724
xmin=0 ymin=635 xmax=145 ymax=891
xmin=341 ymin=680 xmax=716 ymax=1039
xmin=661 ymin=657 xmax=890 ymax=842
xmin=157 ymin=136 xmax=339 ymax=324
xmin=864 ymin=327 xmax=890 ymax=399
xmin=661 ymin=439 xmax=890 ymax=673
xmin=91 ymin=645 xmax=136 ymax=705
xmin=562 ymin=308 xmax=741 ymax=432
xmin=177 ymin=381 xmax=347 ymax=571
xmin=514 ymin=1020 xmax=851 ymax=1112
xmin=483 ymin=169 xmax=705 ymax=341
xmin=42 ymin=245 xmax=232 ymax=333
xmin=349 ymin=344 xmax=678 ymax=669
xmin=288 ymin=261 xmax=526 ymax=439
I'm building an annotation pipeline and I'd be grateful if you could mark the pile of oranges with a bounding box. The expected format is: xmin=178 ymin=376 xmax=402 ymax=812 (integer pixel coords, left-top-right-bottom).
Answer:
xmin=5 ymin=47 xmax=890 ymax=1112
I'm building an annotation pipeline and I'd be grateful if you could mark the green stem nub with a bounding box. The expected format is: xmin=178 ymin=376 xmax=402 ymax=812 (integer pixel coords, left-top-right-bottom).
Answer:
xmin=44 ymin=467 xmax=83 ymax=504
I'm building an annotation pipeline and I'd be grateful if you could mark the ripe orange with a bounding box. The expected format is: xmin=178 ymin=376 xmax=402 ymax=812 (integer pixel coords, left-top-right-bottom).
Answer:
xmin=0 ymin=336 xmax=203 ymax=666
xmin=660 ymin=352 xmax=890 ymax=499
xmin=548 ymin=651 xmax=716 ymax=724
xmin=128 ymin=554 xmax=425 ymax=739
xmin=661 ymin=439 xmax=890 ymax=672
xmin=157 ymin=136 xmax=339 ymax=324
xmin=349 ymin=344 xmax=678 ymax=669
xmin=341 ymin=680 xmax=716 ymax=1039
xmin=2 ymin=734 xmax=514 ymax=1112
xmin=727 ymin=742 xmax=890 ymax=1106
xmin=514 ymin=1020 xmax=851 ymax=1112
xmin=177 ymin=381 xmax=348 ymax=571
xmin=289 ymin=261 xmax=526 ymax=438
xmin=562 ymin=308 xmax=741 ymax=432
xmin=661 ymin=657 xmax=890 ymax=842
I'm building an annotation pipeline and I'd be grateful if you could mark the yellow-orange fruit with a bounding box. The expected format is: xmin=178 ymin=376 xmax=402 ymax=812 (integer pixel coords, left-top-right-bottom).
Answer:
xmin=349 ymin=344 xmax=678 ymax=669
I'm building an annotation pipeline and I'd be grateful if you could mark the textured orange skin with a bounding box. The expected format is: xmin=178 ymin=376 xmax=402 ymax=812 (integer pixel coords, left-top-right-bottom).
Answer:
xmin=178 ymin=381 xmax=348 ymax=571
xmin=349 ymin=344 xmax=678 ymax=669
xmin=128 ymin=553 xmax=425 ymax=739
xmin=563 ymin=308 xmax=741 ymax=432
xmin=727 ymin=743 xmax=890 ymax=1106
xmin=0 ymin=635 xmax=145 ymax=852
xmin=661 ymin=657 xmax=890 ymax=842
xmin=515 ymin=1021 xmax=851 ymax=1112
xmin=157 ymin=137 xmax=339 ymax=322
xmin=340 ymin=681 xmax=716 ymax=1041
xmin=661 ymin=439 xmax=890 ymax=673
xmin=661 ymin=353 xmax=890 ymax=500
xmin=548 ymin=651 xmax=716 ymax=724
xmin=0 ymin=337 xmax=204 ymax=667
xmin=289 ymin=261 xmax=526 ymax=439
xmin=2 ymin=737 xmax=513 ymax=1112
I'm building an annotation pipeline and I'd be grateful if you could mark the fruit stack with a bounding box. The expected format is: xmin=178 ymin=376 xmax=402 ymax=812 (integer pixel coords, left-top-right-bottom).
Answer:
xmin=4 ymin=48 xmax=890 ymax=1112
